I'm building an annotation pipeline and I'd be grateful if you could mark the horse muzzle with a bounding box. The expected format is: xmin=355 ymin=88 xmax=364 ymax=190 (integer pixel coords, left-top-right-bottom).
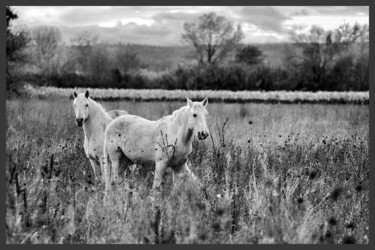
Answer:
xmin=197 ymin=131 xmax=209 ymax=140
xmin=76 ymin=118 xmax=84 ymax=127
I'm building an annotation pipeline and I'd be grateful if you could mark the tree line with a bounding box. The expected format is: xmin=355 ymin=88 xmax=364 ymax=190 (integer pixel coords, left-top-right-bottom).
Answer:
xmin=6 ymin=7 xmax=369 ymax=95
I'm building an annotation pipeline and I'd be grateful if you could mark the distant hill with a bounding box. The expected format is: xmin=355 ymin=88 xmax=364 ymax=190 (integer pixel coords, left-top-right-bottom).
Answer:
xmin=114 ymin=44 xmax=197 ymax=71
xmin=120 ymin=42 xmax=366 ymax=72
xmin=107 ymin=43 xmax=287 ymax=71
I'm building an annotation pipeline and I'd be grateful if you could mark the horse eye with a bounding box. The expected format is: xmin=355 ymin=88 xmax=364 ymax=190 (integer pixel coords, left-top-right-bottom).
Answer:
xmin=86 ymin=104 xmax=88 ymax=107
xmin=193 ymin=114 xmax=197 ymax=118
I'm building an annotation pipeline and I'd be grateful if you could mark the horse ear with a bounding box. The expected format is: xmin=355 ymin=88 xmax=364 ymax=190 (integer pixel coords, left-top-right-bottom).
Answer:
xmin=187 ymin=98 xmax=193 ymax=108
xmin=85 ymin=90 xmax=89 ymax=98
xmin=202 ymin=97 xmax=208 ymax=108
xmin=73 ymin=92 xmax=78 ymax=99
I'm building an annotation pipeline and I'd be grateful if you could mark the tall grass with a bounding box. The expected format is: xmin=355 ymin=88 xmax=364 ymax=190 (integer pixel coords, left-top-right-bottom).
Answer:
xmin=6 ymin=97 xmax=369 ymax=244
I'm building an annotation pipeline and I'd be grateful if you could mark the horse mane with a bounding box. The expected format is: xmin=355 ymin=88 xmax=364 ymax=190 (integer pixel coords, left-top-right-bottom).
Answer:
xmin=167 ymin=105 xmax=190 ymax=126
xmin=88 ymin=97 xmax=111 ymax=120
xmin=90 ymin=97 xmax=106 ymax=111
xmin=171 ymin=105 xmax=189 ymax=119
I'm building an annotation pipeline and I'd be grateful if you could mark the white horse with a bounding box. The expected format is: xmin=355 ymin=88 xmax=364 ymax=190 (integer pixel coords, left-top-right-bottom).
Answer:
xmin=73 ymin=90 xmax=128 ymax=183
xmin=103 ymin=98 xmax=209 ymax=194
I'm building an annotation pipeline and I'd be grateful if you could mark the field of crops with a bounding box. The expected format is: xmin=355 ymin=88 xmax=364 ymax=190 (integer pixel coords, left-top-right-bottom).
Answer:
xmin=6 ymin=96 xmax=369 ymax=244
xmin=23 ymin=85 xmax=369 ymax=104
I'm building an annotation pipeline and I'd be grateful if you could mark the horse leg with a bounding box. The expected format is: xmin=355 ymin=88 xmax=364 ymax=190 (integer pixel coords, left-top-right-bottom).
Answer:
xmin=100 ymin=160 xmax=106 ymax=185
xmin=102 ymin=139 xmax=113 ymax=194
xmin=183 ymin=162 xmax=199 ymax=182
xmin=89 ymin=159 xmax=101 ymax=184
xmin=183 ymin=162 xmax=202 ymax=188
xmin=102 ymin=155 xmax=111 ymax=192
xmin=89 ymin=159 xmax=97 ymax=179
xmin=153 ymin=161 xmax=167 ymax=203
xmin=108 ymin=149 xmax=124 ymax=185
xmin=172 ymin=167 xmax=185 ymax=186
xmin=119 ymin=154 xmax=131 ymax=178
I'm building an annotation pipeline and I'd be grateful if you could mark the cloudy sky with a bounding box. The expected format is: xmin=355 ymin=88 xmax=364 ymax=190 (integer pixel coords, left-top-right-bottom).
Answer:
xmin=12 ymin=6 xmax=369 ymax=45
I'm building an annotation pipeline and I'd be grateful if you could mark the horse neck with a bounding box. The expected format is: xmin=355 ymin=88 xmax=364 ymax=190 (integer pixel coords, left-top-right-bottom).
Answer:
xmin=173 ymin=106 xmax=194 ymax=146
xmin=83 ymin=99 xmax=109 ymax=140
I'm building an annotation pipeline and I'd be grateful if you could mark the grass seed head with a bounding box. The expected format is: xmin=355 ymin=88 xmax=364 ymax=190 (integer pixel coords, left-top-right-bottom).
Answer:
xmin=342 ymin=235 xmax=356 ymax=244
xmin=309 ymin=171 xmax=317 ymax=180
xmin=355 ymin=184 xmax=363 ymax=193
xmin=216 ymin=208 xmax=225 ymax=216
xmin=211 ymin=222 xmax=221 ymax=232
xmin=297 ymin=197 xmax=304 ymax=204
xmin=328 ymin=217 xmax=337 ymax=226
xmin=330 ymin=187 xmax=343 ymax=202
xmin=325 ymin=231 xmax=332 ymax=239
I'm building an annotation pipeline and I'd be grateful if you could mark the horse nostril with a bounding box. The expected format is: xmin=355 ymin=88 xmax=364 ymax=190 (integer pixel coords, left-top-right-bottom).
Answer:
xmin=198 ymin=131 xmax=208 ymax=140
xmin=76 ymin=118 xmax=83 ymax=125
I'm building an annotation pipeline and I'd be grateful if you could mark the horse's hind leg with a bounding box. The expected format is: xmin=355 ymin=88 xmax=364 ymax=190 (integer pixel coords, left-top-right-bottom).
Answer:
xmin=119 ymin=154 xmax=131 ymax=178
xmin=109 ymin=150 xmax=124 ymax=184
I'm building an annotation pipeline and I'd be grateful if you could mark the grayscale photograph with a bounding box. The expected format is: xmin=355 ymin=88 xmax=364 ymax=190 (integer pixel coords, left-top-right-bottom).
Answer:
xmin=5 ymin=6 xmax=369 ymax=244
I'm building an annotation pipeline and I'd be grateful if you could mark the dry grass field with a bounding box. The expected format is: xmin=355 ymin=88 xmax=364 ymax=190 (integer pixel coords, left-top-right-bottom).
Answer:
xmin=6 ymin=96 xmax=369 ymax=244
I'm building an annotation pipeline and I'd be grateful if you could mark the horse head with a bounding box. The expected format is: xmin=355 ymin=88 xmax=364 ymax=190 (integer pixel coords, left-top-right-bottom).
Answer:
xmin=72 ymin=90 xmax=90 ymax=127
xmin=187 ymin=97 xmax=210 ymax=140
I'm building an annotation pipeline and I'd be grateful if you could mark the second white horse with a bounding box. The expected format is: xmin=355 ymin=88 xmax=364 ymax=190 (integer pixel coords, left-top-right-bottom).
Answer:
xmin=73 ymin=90 xmax=128 ymax=183
xmin=103 ymin=98 xmax=210 ymax=194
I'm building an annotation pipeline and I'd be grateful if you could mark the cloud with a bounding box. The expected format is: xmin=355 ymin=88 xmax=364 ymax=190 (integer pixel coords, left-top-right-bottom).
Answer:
xmin=55 ymin=7 xmax=151 ymax=26
xmin=12 ymin=6 xmax=369 ymax=45
xmin=291 ymin=8 xmax=310 ymax=16
xmin=152 ymin=11 xmax=201 ymax=23
xmin=282 ymin=6 xmax=369 ymax=16
xmin=236 ymin=7 xmax=290 ymax=33
xmin=15 ymin=6 xmax=172 ymax=27
xmin=58 ymin=21 xmax=183 ymax=46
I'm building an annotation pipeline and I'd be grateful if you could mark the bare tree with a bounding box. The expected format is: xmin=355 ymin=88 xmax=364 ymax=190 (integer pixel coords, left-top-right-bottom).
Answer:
xmin=6 ymin=6 xmax=30 ymax=65
xmin=70 ymin=30 xmax=99 ymax=52
xmin=89 ymin=45 xmax=110 ymax=80
xmin=70 ymin=30 xmax=99 ymax=74
xmin=6 ymin=6 xmax=31 ymax=93
xmin=235 ymin=45 xmax=264 ymax=65
xmin=182 ymin=12 xmax=244 ymax=65
xmin=285 ymin=23 xmax=369 ymax=90
xmin=31 ymin=26 xmax=62 ymax=75
xmin=356 ymin=24 xmax=369 ymax=56
xmin=334 ymin=23 xmax=367 ymax=53
xmin=116 ymin=45 xmax=142 ymax=74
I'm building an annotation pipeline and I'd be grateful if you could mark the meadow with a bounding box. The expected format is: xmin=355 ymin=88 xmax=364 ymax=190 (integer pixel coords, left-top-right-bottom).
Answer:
xmin=6 ymin=96 xmax=369 ymax=244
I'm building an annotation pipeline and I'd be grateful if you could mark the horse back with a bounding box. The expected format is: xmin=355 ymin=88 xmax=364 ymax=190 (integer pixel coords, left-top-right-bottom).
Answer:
xmin=106 ymin=110 xmax=129 ymax=120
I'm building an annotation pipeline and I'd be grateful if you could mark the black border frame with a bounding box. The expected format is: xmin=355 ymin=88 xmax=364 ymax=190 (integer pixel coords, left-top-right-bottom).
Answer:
xmin=2 ymin=0 xmax=373 ymax=249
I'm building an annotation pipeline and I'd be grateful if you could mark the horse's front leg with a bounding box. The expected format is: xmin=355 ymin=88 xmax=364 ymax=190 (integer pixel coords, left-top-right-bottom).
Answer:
xmin=172 ymin=162 xmax=202 ymax=190
xmin=172 ymin=165 xmax=185 ymax=186
xmin=102 ymin=154 xmax=111 ymax=191
xmin=89 ymin=159 xmax=101 ymax=184
xmin=183 ymin=162 xmax=199 ymax=182
xmin=153 ymin=161 xmax=167 ymax=202
xmin=111 ymin=159 xmax=120 ymax=184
